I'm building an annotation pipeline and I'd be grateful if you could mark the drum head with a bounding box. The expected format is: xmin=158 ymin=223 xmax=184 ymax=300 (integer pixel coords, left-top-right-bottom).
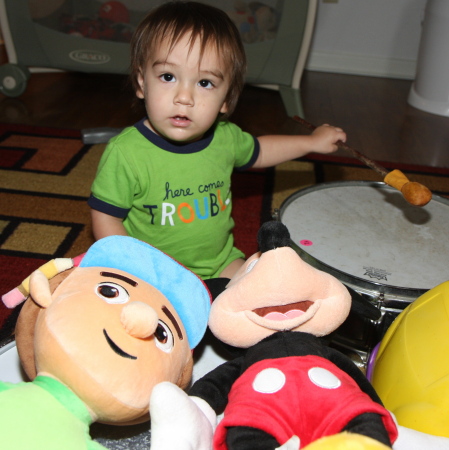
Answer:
xmin=280 ymin=181 xmax=449 ymax=300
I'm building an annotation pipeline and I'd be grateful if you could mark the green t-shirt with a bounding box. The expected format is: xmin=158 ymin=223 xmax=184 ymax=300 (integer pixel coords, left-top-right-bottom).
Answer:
xmin=0 ymin=376 xmax=105 ymax=450
xmin=89 ymin=120 xmax=259 ymax=278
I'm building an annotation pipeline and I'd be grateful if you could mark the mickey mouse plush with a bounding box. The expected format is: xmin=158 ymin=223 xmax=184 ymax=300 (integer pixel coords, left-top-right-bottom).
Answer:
xmin=149 ymin=221 xmax=398 ymax=450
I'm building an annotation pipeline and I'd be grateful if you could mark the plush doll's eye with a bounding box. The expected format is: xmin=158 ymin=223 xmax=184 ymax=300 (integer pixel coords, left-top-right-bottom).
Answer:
xmin=246 ymin=258 xmax=259 ymax=273
xmin=154 ymin=320 xmax=174 ymax=353
xmin=96 ymin=282 xmax=129 ymax=304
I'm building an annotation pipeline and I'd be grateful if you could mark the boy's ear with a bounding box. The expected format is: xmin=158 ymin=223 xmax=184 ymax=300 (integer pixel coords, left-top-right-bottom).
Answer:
xmin=136 ymin=72 xmax=145 ymax=99
xmin=219 ymin=101 xmax=229 ymax=115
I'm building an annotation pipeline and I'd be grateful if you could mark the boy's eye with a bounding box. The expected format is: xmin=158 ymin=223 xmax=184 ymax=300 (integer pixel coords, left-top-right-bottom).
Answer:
xmin=198 ymin=79 xmax=213 ymax=89
xmin=161 ymin=73 xmax=175 ymax=82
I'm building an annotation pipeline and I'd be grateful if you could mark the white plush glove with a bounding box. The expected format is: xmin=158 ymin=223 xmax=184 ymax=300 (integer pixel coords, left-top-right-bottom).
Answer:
xmin=149 ymin=381 xmax=216 ymax=450
xmin=190 ymin=395 xmax=217 ymax=431
xmin=390 ymin=412 xmax=449 ymax=450
xmin=275 ymin=435 xmax=300 ymax=450
xmin=394 ymin=424 xmax=449 ymax=450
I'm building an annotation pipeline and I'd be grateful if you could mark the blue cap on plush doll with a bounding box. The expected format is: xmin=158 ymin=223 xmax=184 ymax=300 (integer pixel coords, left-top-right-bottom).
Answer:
xmin=79 ymin=235 xmax=211 ymax=348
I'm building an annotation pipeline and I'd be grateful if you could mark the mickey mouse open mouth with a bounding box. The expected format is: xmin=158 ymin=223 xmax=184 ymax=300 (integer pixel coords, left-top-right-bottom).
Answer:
xmin=103 ymin=329 xmax=137 ymax=360
xmin=253 ymin=301 xmax=314 ymax=321
xmin=245 ymin=300 xmax=320 ymax=331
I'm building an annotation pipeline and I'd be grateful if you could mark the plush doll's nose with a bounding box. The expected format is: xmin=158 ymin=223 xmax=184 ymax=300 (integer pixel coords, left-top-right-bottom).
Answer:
xmin=121 ymin=301 xmax=158 ymax=338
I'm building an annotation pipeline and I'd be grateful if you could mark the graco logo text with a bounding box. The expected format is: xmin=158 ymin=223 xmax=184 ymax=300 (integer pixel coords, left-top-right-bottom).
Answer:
xmin=69 ymin=50 xmax=111 ymax=64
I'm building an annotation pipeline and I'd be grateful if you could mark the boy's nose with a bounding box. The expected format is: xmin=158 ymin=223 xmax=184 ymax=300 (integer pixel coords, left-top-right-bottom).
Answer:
xmin=174 ymin=84 xmax=194 ymax=106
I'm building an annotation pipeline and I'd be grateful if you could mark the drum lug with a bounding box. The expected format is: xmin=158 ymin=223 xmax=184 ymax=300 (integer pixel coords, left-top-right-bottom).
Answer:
xmin=272 ymin=208 xmax=280 ymax=221
xmin=374 ymin=293 xmax=385 ymax=309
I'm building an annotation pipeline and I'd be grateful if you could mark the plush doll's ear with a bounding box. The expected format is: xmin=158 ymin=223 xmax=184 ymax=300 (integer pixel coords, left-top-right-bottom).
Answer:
xmin=204 ymin=278 xmax=230 ymax=301
xmin=29 ymin=270 xmax=53 ymax=308
xmin=15 ymin=268 xmax=75 ymax=381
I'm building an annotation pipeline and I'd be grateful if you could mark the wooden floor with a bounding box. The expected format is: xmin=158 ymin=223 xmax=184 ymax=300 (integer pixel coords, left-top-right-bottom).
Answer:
xmin=1 ymin=46 xmax=449 ymax=168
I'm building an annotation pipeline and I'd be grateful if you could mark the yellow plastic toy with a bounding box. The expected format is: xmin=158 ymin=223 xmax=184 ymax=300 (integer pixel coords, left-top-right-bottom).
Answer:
xmin=371 ymin=280 xmax=449 ymax=437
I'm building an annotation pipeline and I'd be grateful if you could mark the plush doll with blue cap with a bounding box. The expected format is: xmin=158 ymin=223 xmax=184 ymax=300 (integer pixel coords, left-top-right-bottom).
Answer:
xmin=1 ymin=236 xmax=211 ymax=450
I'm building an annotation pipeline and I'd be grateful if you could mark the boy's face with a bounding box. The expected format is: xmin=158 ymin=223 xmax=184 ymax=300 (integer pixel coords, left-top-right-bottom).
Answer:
xmin=137 ymin=32 xmax=230 ymax=143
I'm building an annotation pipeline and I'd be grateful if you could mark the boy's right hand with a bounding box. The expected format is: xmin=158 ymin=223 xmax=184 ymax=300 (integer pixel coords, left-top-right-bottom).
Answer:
xmin=310 ymin=124 xmax=346 ymax=154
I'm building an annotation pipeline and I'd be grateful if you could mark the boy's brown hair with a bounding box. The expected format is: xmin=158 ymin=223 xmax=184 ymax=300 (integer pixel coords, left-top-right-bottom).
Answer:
xmin=130 ymin=1 xmax=247 ymax=117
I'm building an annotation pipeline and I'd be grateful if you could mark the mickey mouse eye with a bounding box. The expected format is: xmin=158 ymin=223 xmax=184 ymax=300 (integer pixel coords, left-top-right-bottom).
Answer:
xmin=154 ymin=320 xmax=174 ymax=353
xmin=246 ymin=258 xmax=259 ymax=273
xmin=96 ymin=282 xmax=129 ymax=304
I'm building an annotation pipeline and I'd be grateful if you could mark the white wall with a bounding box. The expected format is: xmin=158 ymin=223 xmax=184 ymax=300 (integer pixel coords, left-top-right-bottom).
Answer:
xmin=306 ymin=0 xmax=427 ymax=79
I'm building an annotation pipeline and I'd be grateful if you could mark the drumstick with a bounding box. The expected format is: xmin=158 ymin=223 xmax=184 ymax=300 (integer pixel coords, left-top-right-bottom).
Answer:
xmin=292 ymin=115 xmax=433 ymax=207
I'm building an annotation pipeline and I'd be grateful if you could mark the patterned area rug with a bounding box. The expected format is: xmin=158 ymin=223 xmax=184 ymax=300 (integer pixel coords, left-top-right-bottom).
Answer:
xmin=1 ymin=123 xmax=449 ymax=336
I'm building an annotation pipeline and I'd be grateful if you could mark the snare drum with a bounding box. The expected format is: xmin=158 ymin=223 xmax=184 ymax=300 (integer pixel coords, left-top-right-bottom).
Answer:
xmin=0 ymin=338 xmax=24 ymax=383
xmin=280 ymin=181 xmax=449 ymax=366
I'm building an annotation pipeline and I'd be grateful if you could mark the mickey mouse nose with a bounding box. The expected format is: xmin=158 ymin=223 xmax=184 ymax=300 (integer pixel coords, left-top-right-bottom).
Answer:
xmin=121 ymin=301 xmax=158 ymax=338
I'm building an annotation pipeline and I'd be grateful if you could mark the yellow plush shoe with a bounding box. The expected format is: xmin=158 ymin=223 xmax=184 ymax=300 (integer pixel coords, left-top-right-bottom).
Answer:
xmin=302 ymin=432 xmax=390 ymax=450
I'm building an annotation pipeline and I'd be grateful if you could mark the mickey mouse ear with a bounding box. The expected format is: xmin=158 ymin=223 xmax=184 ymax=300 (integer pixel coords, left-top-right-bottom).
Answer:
xmin=257 ymin=221 xmax=291 ymax=253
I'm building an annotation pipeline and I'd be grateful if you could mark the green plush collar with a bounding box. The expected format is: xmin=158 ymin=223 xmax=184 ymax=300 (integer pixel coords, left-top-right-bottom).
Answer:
xmin=34 ymin=375 xmax=93 ymax=425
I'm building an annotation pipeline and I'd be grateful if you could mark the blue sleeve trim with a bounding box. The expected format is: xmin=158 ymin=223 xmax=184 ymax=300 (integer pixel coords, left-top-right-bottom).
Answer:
xmin=88 ymin=195 xmax=129 ymax=219
xmin=235 ymin=136 xmax=260 ymax=172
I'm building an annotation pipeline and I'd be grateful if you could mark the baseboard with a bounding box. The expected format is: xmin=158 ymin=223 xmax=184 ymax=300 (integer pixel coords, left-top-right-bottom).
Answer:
xmin=306 ymin=50 xmax=417 ymax=80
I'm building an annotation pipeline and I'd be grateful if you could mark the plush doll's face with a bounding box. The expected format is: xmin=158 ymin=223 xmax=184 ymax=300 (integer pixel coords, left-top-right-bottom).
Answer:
xmin=33 ymin=266 xmax=192 ymax=424
xmin=208 ymin=247 xmax=352 ymax=348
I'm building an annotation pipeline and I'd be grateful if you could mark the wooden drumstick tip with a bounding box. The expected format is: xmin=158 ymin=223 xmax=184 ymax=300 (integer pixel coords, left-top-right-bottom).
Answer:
xmin=384 ymin=169 xmax=432 ymax=206
xmin=401 ymin=182 xmax=432 ymax=207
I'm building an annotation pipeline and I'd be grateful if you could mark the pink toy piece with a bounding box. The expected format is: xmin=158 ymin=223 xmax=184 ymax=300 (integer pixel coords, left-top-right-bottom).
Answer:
xmin=2 ymin=287 xmax=26 ymax=308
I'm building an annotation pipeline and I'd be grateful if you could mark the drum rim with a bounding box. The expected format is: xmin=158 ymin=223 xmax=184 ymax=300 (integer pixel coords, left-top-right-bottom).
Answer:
xmin=0 ymin=337 xmax=16 ymax=353
xmin=279 ymin=180 xmax=449 ymax=301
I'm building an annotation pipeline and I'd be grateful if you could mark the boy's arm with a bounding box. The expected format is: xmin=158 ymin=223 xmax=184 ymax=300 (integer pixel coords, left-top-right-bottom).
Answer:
xmin=90 ymin=209 xmax=128 ymax=240
xmin=252 ymin=124 xmax=346 ymax=168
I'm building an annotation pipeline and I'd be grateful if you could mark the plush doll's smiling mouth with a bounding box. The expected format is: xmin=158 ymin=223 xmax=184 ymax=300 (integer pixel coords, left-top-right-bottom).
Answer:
xmin=253 ymin=301 xmax=313 ymax=320
xmin=103 ymin=329 xmax=137 ymax=360
xmin=245 ymin=300 xmax=320 ymax=331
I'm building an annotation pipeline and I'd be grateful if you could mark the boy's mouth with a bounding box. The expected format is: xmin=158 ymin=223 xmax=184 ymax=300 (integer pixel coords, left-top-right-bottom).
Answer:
xmin=170 ymin=115 xmax=191 ymax=127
